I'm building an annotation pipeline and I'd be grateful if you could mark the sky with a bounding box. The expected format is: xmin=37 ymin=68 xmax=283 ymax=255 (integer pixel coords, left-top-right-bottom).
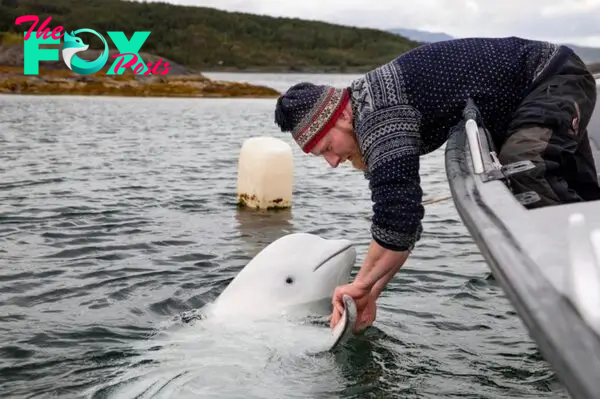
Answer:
xmin=145 ymin=0 xmax=600 ymax=47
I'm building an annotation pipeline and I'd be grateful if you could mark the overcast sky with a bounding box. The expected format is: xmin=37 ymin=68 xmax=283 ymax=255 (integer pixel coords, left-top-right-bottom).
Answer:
xmin=147 ymin=0 xmax=600 ymax=47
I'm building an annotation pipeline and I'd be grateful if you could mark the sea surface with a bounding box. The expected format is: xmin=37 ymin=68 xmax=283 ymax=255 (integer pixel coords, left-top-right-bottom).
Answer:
xmin=0 ymin=73 xmax=569 ymax=398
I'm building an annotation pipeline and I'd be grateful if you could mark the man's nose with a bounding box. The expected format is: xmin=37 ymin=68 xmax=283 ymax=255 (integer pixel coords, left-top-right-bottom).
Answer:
xmin=324 ymin=153 xmax=340 ymax=168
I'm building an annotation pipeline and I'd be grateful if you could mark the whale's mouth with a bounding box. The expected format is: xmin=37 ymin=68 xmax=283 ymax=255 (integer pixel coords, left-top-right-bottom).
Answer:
xmin=313 ymin=243 xmax=353 ymax=272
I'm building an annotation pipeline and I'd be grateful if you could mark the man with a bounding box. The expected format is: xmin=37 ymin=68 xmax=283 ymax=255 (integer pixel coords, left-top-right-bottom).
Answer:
xmin=273 ymin=36 xmax=600 ymax=332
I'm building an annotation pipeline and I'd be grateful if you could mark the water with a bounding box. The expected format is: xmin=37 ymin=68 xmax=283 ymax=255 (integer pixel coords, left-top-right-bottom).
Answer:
xmin=0 ymin=72 xmax=569 ymax=398
xmin=201 ymin=72 xmax=364 ymax=93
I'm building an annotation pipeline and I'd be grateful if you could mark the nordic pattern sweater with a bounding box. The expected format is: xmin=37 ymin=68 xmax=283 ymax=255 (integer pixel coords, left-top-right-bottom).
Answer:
xmin=348 ymin=36 xmax=574 ymax=251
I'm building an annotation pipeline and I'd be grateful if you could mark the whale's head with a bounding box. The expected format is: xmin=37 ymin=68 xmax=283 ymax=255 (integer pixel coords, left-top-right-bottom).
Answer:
xmin=210 ymin=233 xmax=357 ymax=319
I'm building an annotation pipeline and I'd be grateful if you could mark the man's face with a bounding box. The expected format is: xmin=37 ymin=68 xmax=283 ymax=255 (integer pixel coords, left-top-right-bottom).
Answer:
xmin=310 ymin=121 xmax=366 ymax=170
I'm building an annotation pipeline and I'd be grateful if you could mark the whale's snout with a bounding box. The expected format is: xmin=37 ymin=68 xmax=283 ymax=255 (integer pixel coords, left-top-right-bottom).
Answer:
xmin=313 ymin=241 xmax=354 ymax=272
xmin=312 ymin=239 xmax=356 ymax=287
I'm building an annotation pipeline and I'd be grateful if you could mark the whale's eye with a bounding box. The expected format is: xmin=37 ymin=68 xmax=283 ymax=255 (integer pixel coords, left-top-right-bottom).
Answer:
xmin=285 ymin=276 xmax=294 ymax=284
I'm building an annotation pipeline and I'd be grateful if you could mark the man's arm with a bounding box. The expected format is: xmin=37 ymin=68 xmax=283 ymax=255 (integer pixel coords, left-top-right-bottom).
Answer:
xmin=330 ymin=81 xmax=426 ymax=328
xmin=353 ymin=239 xmax=410 ymax=297
xmin=356 ymin=104 xmax=424 ymax=297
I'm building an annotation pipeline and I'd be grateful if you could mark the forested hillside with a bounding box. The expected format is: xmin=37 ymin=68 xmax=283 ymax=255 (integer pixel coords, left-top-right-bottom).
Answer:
xmin=0 ymin=0 xmax=421 ymax=72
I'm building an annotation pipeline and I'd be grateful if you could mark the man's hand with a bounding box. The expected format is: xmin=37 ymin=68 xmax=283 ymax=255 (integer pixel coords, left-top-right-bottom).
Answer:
xmin=329 ymin=286 xmax=378 ymax=332
xmin=329 ymin=239 xmax=410 ymax=332
xmin=355 ymin=294 xmax=377 ymax=332
xmin=331 ymin=281 xmax=370 ymax=315
xmin=329 ymin=282 xmax=370 ymax=329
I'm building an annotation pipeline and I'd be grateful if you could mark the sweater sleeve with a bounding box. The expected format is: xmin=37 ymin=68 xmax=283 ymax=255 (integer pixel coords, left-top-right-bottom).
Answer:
xmin=357 ymin=104 xmax=425 ymax=252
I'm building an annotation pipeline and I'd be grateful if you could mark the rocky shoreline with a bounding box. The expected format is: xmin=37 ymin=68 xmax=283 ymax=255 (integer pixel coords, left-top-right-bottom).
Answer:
xmin=0 ymin=40 xmax=281 ymax=98
xmin=0 ymin=66 xmax=281 ymax=98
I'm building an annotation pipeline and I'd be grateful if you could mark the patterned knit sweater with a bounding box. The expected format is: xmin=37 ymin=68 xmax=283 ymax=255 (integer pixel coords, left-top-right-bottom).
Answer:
xmin=348 ymin=36 xmax=573 ymax=251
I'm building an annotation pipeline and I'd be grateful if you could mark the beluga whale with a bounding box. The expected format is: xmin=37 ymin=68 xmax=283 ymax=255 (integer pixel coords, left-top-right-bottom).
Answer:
xmin=208 ymin=232 xmax=357 ymax=322
xmin=89 ymin=233 xmax=360 ymax=399
xmin=203 ymin=231 xmax=359 ymax=351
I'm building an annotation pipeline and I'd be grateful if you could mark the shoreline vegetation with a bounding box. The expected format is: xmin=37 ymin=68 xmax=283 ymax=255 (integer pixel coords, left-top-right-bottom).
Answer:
xmin=0 ymin=66 xmax=282 ymax=98
xmin=0 ymin=33 xmax=281 ymax=98
xmin=1 ymin=0 xmax=599 ymax=97
xmin=0 ymin=0 xmax=423 ymax=98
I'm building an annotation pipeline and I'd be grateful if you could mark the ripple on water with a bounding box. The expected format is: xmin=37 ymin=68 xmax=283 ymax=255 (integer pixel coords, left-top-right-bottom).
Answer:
xmin=0 ymin=94 xmax=569 ymax=398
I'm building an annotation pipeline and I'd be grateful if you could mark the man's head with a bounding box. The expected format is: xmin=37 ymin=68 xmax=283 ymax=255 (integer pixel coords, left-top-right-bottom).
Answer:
xmin=274 ymin=82 xmax=366 ymax=170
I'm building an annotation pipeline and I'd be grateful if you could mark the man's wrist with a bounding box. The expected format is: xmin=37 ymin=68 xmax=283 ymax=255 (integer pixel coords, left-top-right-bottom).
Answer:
xmin=370 ymin=265 xmax=399 ymax=298
xmin=352 ymin=239 xmax=411 ymax=296
xmin=370 ymin=281 xmax=386 ymax=298
xmin=353 ymin=277 xmax=372 ymax=292
xmin=362 ymin=249 xmax=410 ymax=297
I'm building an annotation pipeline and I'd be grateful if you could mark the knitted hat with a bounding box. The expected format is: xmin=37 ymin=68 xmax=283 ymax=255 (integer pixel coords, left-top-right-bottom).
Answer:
xmin=274 ymin=82 xmax=350 ymax=153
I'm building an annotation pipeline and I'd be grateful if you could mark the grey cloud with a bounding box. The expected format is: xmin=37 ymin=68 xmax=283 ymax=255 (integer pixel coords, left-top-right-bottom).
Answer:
xmin=140 ymin=0 xmax=600 ymax=46
xmin=461 ymin=2 xmax=600 ymax=40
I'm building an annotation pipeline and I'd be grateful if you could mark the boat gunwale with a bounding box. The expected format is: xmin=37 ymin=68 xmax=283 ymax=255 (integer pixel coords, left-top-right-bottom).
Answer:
xmin=444 ymin=99 xmax=600 ymax=399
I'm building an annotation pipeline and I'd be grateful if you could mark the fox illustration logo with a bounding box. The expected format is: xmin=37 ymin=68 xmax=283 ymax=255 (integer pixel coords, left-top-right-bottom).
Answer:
xmin=61 ymin=29 xmax=109 ymax=75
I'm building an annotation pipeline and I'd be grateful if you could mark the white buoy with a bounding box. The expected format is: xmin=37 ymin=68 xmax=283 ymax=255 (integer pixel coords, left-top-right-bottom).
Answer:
xmin=236 ymin=136 xmax=293 ymax=210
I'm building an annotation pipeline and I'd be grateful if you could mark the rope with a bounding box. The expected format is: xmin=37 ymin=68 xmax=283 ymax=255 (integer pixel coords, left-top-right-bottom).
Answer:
xmin=364 ymin=194 xmax=453 ymax=221
xmin=421 ymin=194 xmax=453 ymax=206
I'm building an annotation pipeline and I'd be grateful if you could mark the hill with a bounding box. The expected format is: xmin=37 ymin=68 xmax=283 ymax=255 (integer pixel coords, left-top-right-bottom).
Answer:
xmin=388 ymin=28 xmax=454 ymax=44
xmin=0 ymin=32 xmax=280 ymax=98
xmin=565 ymin=44 xmax=600 ymax=66
xmin=387 ymin=27 xmax=600 ymax=69
xmin=0 ymin=0 xmax=422 ymax=73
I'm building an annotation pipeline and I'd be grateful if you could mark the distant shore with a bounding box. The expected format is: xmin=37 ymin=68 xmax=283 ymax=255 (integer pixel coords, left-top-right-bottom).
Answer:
xmin=0 ymin=66 xmax=281 ymax=98
xmin=201 ymin=62 xmax=600 ymax=75
xmin=198 ymin=65 xmax=374 ymax=74
xmin=0 ymin=39 xmax=282 ymax=98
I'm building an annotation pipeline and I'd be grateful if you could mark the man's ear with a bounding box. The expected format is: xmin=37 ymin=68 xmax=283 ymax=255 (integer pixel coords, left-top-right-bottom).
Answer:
xmin=341 ymin=104 xmax=352 ymax=121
